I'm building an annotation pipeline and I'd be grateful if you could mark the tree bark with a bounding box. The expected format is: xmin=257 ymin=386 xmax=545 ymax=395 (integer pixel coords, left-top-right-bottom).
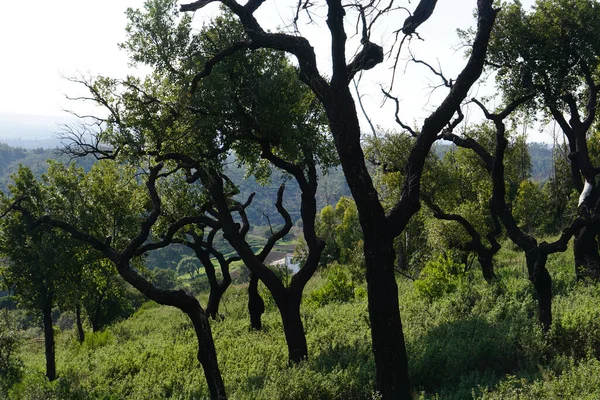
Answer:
xmin=196 ymin=248 xmax=231 ymax=320
xmin=574 ymin=225 xmax=600 ymax=280
xmin=574 ymin=187 xmax=600 ymax=280
xmin=322 ymin=86 xmax=412 ymax=399
xmin=248 ymin=274 xmax=264 ymax=330
xmin=75 ymin=303 xmax=85 ymax=344
xmin=364 ymin=234 xmax=412 ymax=399
xmin=276 ymin=292 xmax=307 ymax=364
xmin=185 ymin=300 xmax=226 ymax=400
xmin=42 ymin=303 xmax=56 ymax=381
xmin=478 ymin=254 xmax=496 ymax=283
xmin=525 ymin=249 xmax=552 ymax=332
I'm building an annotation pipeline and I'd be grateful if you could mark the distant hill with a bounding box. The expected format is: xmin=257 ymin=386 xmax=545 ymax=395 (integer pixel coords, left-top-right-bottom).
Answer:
xmin=434 ymin=141 xmax=554 ymax=182
xmin=528 ymin=142 xmax=553 ymax=182
xmin=0 ymin=112 xmax=71 ymax=149
xmin=0 ymin=143 xmax=94 ymax=192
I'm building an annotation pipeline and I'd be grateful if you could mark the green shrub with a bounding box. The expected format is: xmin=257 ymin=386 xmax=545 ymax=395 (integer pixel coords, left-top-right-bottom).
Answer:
xmin=476 ymin=358 xmax=600 ymax=400
xmin=307 ymin=264 xmax=355 ymax=307
xmin=550 ymin=283 xmax=600 ymax=360
xmin=414 ymin=250 xmax=467 ymax=302
xmin=0 ymin=323 xmax=22 ymax=396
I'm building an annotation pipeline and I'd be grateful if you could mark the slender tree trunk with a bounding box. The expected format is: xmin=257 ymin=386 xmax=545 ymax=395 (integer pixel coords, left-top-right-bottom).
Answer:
xmin=276 ymin=293 xmax=307 ymax=364
xmin=525 ymin=250 xmax=552 ymax=332
xmin=206 ymin=283 xmax=229 ymax=320
xmin=42 ymin=303 xmax=56 ymax=381
xmin=91 ymin=295 xmax=103 ymax=332
xmin=197 ymin=249 xmax=231 ymax=320
xmin=185 ymin=300 xmax=227 ymax=400
xmin=248 ymin=274 xmax=264 ymax=330
xmin=75 ymin=303 xmax=85 ymax=343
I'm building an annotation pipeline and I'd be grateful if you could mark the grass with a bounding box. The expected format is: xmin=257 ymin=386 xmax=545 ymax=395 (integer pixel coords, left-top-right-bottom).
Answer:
xmin=6 ymin=242 xmax=600 ymax=399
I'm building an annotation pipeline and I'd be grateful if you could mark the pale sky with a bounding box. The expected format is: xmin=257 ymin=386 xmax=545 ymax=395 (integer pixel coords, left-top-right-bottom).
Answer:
xmin=0 ymin=0 xmax=544 ymax=141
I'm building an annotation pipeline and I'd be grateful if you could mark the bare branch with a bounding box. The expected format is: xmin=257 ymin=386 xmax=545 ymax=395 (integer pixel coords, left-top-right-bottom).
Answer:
xmin=381 ymin=87 xmax=416 ymax=136
xmin=257 ymin=185 xmax=293 ymax=261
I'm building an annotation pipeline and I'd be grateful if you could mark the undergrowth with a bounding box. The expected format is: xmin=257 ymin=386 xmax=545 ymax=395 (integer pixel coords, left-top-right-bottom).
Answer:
xmin=7 ymin=244 xmax=600 ymax=399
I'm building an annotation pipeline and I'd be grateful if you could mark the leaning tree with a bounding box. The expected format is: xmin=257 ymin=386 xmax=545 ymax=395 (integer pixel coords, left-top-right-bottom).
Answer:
xmin=7 ymin=160 xmax=228 ymax=399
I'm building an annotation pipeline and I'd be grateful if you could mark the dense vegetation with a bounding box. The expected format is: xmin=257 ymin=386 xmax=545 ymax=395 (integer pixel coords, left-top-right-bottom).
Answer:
xmin=2 ymin=0 xmax=600 ymax=399
xmin=4 ymin=245 xmax=600 ymax=399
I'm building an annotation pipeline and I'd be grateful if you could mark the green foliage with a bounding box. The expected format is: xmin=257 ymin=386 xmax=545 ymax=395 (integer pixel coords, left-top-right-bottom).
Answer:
xmin=0 ymin=321 xmax=22 ymax=396
xmin=307 ymin=265 xmax=356 ymax=307
xmin=313 ymin=197 xmax=363 ymax=267
xmin=513 ymin=180 xmax=550 ymax=235
xmin=414 ymin=251 xmax=469 ymax=302
xmin=550 ymin=283 xmax=600 ymax=360
xmin=489 ymin=0 xmax=600 ymax=107
xmin=6 ymin=243 xmax=600 ymax=399
xmin=476 ymin=358 xmax=600 ymax=399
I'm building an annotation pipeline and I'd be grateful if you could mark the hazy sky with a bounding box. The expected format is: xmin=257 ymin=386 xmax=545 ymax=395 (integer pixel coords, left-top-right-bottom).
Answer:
xmin=0 ymin=0 xmax=544 ymax=140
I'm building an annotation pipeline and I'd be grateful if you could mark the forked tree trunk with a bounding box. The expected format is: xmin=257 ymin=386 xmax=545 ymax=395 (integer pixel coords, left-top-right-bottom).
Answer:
xmin=248 ymin=274 xmax=264 ymax=330
xmin=42 ymin=303 xmax=56 ymax=381
xmin=324 ymin=86 xmax=412 ymax=399
xmin=197 ymin=250 xmax=232 ymax=320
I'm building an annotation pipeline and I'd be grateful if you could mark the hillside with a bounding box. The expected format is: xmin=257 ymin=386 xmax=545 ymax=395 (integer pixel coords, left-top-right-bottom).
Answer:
xmin=7 ymin=244 xmax=600 ymax=399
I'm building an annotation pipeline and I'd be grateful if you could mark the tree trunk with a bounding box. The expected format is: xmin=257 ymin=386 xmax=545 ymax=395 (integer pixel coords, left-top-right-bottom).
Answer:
xmin=525 ymin=250 xmax=552 ymax=332
xmin=197 ymin=249 xmax=231 ymax=320
xmin=75 ymin=303 xmax=85 ymax=344
xmin=364 ymin=234 xmax=412 ymax=399
xmin=478 ymin=254 xmax=496 ymax=283
xmin=91 ymin=294 xmax=104 ymax=332
xmin=574 ymin=224 xmax=600 ymax=281
xmin=42 ymin=303 xmax=56 ymax=381
xmin=206 ymin=284 xmax=228 ymax=320
xmin=116 ymin=262 xmax=227 ymax=399
xmin=185 ymin=300 xmax=227 ymax=400
xmin=248 ymin=274 xmax=264 ymax=330
xmin=574 ymin=186 xmax=600 ymax=280
xmin=324 ymin=87 xmax=412 ymax=399
xmin=276 ymin=293 xmax=307 ymax=364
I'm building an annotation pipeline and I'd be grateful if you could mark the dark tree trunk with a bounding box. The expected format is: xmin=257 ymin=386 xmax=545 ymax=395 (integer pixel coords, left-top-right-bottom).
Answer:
xmin=574 ymin=224 xmax=600 ymax=281
xmin=323 ymin=86 xmax=412 ymax=399
xmin=276 ymin=293 xmax=307 ymax=364
xmin=478 ymin=254 xmax=496 ymax=283
xmin=364 ymin=235 xmax=412 ymax=399
xmin=90 ymin=293 xmax=104 ymax=332
xmin=184 ymin=300 xmax=227 ymax=400
xmin=525 ymin=250 xmax=552 ymax=332
xmin=206 ymin=284 xmax=229 ymax=320
xmin=248 ymin=274 xmax=264 ymax=330
xmin=42 ymin=303 xmax=56 ymax=381
xmin=116 ymin=262 xmax=227 ymax=400
xmin=196 ymin=248 xmax=232 ymax=320
xmin=75 ymin=303 xmax=85 ymax=344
